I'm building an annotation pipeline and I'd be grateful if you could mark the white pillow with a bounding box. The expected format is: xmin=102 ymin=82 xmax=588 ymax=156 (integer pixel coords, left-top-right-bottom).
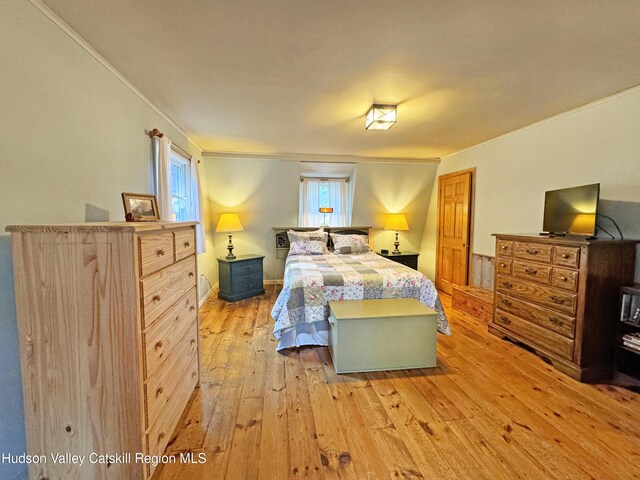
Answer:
xmin=287 ymin=228 xmax=329 ymax=253
xmin=331 ymin=234 xmax=370 ymax=254
xmin=288 ymin=240 xmax=326 ymax=256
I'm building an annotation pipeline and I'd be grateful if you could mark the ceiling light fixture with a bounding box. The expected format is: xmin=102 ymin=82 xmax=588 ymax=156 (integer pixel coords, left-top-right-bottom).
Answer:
xmin=365 ymin=104 xmax=397 ymax=130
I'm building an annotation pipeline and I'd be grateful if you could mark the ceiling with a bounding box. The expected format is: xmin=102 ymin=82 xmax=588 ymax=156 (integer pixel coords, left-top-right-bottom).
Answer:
xmin=41 ymin=0 xmax=640 ymax=159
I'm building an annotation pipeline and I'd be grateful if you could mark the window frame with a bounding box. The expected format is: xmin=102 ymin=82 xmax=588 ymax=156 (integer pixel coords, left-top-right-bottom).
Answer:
xmin=169 ymin=148 xmax=192 ymax=222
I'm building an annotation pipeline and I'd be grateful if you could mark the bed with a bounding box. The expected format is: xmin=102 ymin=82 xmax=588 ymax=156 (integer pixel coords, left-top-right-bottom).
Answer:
xmin=271 ymin=228 xmax=450 ymax=351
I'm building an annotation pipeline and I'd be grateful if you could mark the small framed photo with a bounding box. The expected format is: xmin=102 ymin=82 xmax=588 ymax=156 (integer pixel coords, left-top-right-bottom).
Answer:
xmin=121 ymin=193 xmax=160 ymax=222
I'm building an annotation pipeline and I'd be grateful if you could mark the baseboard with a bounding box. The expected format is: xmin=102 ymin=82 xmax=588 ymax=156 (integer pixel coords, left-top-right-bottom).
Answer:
xmin=198 ymin=283 xmax=218 ymax=307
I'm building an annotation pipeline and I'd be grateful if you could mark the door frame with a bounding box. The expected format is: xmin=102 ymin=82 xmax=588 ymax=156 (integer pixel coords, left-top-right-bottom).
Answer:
xmin=435 ymin=167 xmax=476 ymax=292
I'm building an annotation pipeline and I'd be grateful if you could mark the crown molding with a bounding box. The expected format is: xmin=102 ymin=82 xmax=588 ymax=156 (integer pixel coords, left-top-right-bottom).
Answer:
xmin=28 ymin=0 xmax=202 ymax=153
xmin=201 ymin=151 xmax=440 ymax=164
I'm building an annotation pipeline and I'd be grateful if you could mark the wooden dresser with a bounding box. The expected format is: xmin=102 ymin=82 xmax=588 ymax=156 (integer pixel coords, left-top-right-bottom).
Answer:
xmin=490 ymin=233 xmax=637 ymax=382
xmin=6 ymin=222 xmax=200 ymax=479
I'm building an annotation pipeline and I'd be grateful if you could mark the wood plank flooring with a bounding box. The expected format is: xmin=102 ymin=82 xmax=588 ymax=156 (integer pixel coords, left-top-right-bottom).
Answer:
xmin=156 ymin=289 xmax=640 ymax=479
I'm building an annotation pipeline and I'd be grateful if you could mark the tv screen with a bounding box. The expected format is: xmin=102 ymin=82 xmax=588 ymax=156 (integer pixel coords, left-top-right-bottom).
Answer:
xmin=543 ymin=183 xmax=600 ymax=236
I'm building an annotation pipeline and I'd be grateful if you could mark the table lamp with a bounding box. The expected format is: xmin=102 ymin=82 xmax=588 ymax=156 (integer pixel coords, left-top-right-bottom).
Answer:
xmin=319 ymin=207 xmax=333 ymax=227
xmin=384 ymin=214 xmax=409 ymax=254
xmin=216 ymin=213 xmax=244 ymax=259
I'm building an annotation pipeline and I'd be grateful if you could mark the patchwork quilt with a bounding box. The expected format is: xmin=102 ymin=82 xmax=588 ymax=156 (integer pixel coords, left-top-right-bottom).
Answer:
xmin=271 ymin=252 xmax=450 ymax=340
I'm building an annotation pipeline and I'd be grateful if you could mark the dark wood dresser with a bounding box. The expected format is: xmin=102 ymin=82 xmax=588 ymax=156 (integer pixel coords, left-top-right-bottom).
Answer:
xmin=490 ymin=233 xmax=637 ymax=382
xmin=218 ymin=254 xmax=265 ymax=301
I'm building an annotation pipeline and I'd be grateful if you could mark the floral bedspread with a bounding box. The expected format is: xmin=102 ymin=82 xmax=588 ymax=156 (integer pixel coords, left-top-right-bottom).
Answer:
xmin=271 ymin=252 xmax=450 ymax=339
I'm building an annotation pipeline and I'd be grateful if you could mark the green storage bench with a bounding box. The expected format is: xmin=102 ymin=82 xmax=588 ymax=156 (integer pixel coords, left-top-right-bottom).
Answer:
xmin=327 ymin=298 xmax=438 ymax=374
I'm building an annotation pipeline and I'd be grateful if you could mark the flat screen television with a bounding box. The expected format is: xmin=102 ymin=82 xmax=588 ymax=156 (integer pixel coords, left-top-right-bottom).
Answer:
xmin=542 ymin=183 xmax=600 ymax=236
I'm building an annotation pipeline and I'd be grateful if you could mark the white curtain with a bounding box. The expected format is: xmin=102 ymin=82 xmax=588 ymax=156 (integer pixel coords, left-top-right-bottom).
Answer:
xmin=299 ymin=180 xmax=320 ymax=226
xmin=154 ymin=136 xmax=173 ymax=221
xmin=298 ymin=179 xmax=349 ymax=227
xmin=329 ymin=180 xmax=349 ymax=227
xmin=190 ymin=160 xmax=207 ymax=254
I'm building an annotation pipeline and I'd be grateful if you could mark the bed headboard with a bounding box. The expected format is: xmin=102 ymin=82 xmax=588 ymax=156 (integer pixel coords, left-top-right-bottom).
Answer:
xmin=274 ymin=226 xmax=373 ymax=250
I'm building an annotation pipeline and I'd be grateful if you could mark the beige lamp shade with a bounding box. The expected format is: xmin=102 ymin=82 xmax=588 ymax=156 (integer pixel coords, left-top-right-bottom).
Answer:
xmin=215 ymin=213 xmax=244 ymax=232
xmin=384 ymin=214 xmax=409 ymax=231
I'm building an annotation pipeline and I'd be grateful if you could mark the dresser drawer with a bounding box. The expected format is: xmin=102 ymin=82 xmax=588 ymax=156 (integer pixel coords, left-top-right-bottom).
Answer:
xmin=494 ymin=309 xmax=574 ymax=359
xmin=495 ymin=293 xmax=575 ymax=338
xmin=513 ymin=242 xmax=553 ymax=263
xmin=141 ymin=256 xmax=197 ymax=328
xmin=146 ymin=355 xmax=199 ymax=459
xmin=174 ymin=228 xmax=196 ymax=261
xmin=496 ymin=240 xmax=513 ymax=256
xmin=496 ymin=275 xmax=578 ymax=315
xmin=232 ymin=260 xmax=263 ymax=276
xmin=143 ymin=288 xmax=198 ymax=379
xmin=496 ymin=258 xmax=512 ymax=275
xmin=552 ymin=268 xmax=579 ymax=292
xmin=231 ymin=271 xmax=263 ymax=292
xmin=554 ymin=246 xmax=580 ymax=268
xmin=145 ymin=321 xmax=198 ymax=428
xmin=139 ymin=232 xmax=174 ymax=277
xmin=512 ymin=260 xmax=552 ymax=285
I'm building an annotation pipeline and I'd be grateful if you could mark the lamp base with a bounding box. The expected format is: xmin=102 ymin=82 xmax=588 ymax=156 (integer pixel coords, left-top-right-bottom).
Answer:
xmin=226 ymin=233 xmax=236 ymax=260
xmin=392 ymin=231 xmax=401 ymax=254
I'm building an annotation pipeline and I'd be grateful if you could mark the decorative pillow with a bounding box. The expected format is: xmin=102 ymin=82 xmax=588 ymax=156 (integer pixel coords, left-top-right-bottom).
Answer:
xmin=331 ymin=234 xmax=370 ymax=254
xmin=288 ymin=240 xmax=326 ymax=256
xmin=287 ymin=228 xmax=329 ymax=253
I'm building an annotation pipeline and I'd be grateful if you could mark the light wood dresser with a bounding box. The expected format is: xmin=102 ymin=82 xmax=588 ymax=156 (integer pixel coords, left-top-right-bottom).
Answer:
xmin=490 ymin=233 xmax=637 ymax=382
xmin=6 ymin=222 xmax=200 ymax=479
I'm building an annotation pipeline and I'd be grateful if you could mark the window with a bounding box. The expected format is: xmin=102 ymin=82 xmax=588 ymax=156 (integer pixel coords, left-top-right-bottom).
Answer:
xmin=298 ymin=178 xmax=352 ymax=227
xmin=169 ymin=150 xmax=191 ymax=221
xmin=298 ymin=162 xmax=356 ymax=227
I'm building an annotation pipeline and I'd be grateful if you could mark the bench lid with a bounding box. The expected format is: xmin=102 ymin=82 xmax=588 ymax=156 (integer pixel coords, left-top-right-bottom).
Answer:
xmin=328 ymin=299 xmax=436 ymax=320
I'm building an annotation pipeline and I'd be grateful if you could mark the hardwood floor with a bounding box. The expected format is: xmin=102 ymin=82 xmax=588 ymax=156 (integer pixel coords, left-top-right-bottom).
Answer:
xmin=156 ymin=289 xmax=640 ymax=479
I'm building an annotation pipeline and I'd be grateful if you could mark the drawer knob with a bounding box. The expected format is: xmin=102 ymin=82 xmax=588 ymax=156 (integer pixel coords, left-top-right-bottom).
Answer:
xmin=550 ymin=296 xmax=566 ymax=305
xmin=156 ymin=249 xmax=165 ymax=256
xmin=500 ymin=263 xmax=506 ymax=268
xmin=526 ymin=249 xmax=539 ymax=255
xmin=502 ymin=281 xmax=513 ymax=288
xmin=190 ymin=306 xmax=196 ymax=312
xmin=158 ymin=431 xmax=166 ymax=442
xmin=152 ymin=295 xmax=161 ymax=302
xmin=500 ymin=316 xmax=512 ymax=325
xmin=560 ymin=276 xmax=568 ymax=281
xmin=561 ymin=253 xmax=569 ymax=259
xmin=524 ymin=267 xmax=537 ymax=275
xmin=500 ymin=245 xmax=508 ymax=250
xmin=156 ymin=387 xmax=164 ymax=398
xmin=154 ymin=340 xmax=163 ymax=350
xmin=549 ymin=317 xmax=563 ymax=326
xmin=501 ymin=299 xmax=512 ymax=307
xmin=191 ymin=339 xmax=196 ymax=345
xmin=188 ymin=271 xmax=195 ymax=277
xmin=192 ymin=371 xmax=197 ymax=378
xmin=184 ymin=241 xmax=191 ymax=248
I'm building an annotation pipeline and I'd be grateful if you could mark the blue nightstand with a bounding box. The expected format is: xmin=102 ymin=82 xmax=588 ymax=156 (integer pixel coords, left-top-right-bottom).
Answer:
xmin=217 ymin=254 xmax=265 ymax=301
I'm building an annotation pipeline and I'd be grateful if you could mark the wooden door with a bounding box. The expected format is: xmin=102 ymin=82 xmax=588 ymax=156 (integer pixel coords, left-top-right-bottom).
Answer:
xmin=436 ymin=169 xmax=474 ymax=295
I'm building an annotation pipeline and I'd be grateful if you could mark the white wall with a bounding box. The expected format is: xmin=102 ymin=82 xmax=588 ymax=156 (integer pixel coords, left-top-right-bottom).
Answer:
xmin=419 ymin=86 xmax=640 ymax=281
xmin=204 ymin=157 xmax=438 ymax=280
xmin=0 ymin=2 xmax=214 ymax=477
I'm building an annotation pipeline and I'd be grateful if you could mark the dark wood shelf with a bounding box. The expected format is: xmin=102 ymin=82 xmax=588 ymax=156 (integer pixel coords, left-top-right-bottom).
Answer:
xmin=620 ymin=344 xmax=640 ymax=356
xmin=620 ymin=320 xmax=640 ymax=328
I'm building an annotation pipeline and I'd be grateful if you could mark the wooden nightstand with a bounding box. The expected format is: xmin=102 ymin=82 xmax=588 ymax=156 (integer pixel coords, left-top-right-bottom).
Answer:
xmin=377 ymin=251 xmax=419 ymax=270
xmin=218 ymin=254 xmax=265 ymax=301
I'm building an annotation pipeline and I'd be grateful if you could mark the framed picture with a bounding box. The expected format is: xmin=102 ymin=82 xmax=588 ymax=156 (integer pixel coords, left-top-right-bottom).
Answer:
xmin=121 ymin=193 xmax=160 ymax=222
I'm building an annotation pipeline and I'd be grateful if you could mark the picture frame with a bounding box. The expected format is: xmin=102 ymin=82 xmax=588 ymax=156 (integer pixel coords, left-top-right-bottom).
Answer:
xmin=121 ymin=192 xmax=160 ymax=222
